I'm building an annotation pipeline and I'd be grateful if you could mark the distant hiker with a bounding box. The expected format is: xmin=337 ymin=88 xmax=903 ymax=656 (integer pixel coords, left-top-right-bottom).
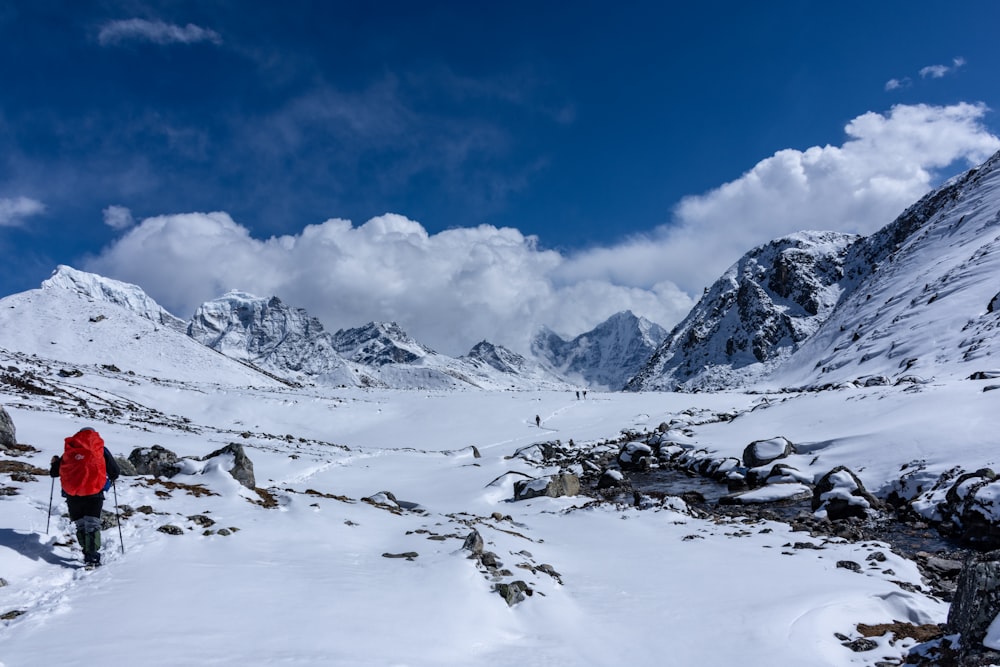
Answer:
xmin=50 ymin=427 xmax=121 ymax=567
xmin=582 ymin=390 xmax=588 ymax=399
xmin=535 ymin=415 xmax=541 ymax=427
xmin=575 ymin=391 xmax=580 ymax=399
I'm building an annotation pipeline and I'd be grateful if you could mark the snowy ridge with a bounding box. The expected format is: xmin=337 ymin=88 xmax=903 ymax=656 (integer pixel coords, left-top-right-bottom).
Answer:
xmin=769 ymin=149 xmax=1000 ymax=387
xmin=627 ymin=231 xmax=857 ymax=391
xmin=531 ymin=311 xmax=667 ymax=390
xmin=0 ymin=285 xmax=282 ymax=386
xmin=42 ymin=265 xmax=187 ymax=332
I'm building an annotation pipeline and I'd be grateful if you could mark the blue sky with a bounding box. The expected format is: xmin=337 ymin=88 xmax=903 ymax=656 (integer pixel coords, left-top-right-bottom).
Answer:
xmin=2 ymin=1 xmax=999 ymax=354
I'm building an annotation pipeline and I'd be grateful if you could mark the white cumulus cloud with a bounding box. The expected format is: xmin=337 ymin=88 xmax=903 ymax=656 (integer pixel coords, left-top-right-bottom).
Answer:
xmin=85 ymin=212 xmax=693 ymax=356
xmin=0 ymin=196 xmax=45 ymax=227
xmin=556 ymin=103 xmax=1000 ymax=296
xmin=98 ymin=19 xmax=222 ymax=46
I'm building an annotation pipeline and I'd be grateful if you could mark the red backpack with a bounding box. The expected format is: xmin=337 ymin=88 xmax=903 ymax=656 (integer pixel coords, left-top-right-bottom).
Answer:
xmin=60 ymin=429 xmax=107 ymax=496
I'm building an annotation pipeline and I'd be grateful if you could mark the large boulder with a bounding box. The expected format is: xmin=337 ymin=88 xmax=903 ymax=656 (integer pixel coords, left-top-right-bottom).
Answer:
xmin=812 ymin=466 xmax=879 ymax=520
xmin=128 ymin=445 xmax=181 ymax=478
xmin=947 ymin=550 xmax=1000 ymax=662
xmin=201 ymin=443 xmax=256 ymax=489
xmin=513 ymin=473 xmax=580 ymax=501
xmin=742 ymin=436 xmax=795 ymax=468
xmin=940 ymin=470 xmax=1000 ymax=549
xmin=617 ymin=441 xmax=653 ymax=471
xmin=0 ymin=405 xmax=15 ymax=450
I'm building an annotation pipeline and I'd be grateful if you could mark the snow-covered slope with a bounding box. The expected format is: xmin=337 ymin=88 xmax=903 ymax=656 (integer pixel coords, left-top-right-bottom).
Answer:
xmin=0 ymin=284 xmax=281 ymax=387
xmin=188 ymin=291 xmax=363 ymax=387
xmin=531 ymin=311 xmax=667 ymax=390
xmin=768 ymin=149 xmax=1000 ymax=387
xmin=42 ymin=265 xmax=187 ymax=332
xmin=627 ymin=232 xmax=856 ymax=391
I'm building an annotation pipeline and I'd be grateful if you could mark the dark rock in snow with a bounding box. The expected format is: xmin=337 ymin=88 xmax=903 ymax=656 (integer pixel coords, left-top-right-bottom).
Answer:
xmin=463 ymin=530 xmax=484 ymax=555
xmin=513 ymin=473 xmax=580 ymax=501
xmin=742 ymin=436 xmax=796 ymax=468
xmin=0 ymin=405 xmax=16 ymax=450
xmin=812 ymin=466 xmax=879 ymax=520
xmin=202 ymin=443 xmax=256 ymax=489
xmin=948 ymin=550 xmax=1000 ymax=655
xmin=128 ymin=445 xmax=181 ymax=478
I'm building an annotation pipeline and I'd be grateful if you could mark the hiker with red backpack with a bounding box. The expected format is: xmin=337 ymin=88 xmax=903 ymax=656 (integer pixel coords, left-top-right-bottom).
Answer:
xmin=50 ymin=427 xmax=121 ymax=567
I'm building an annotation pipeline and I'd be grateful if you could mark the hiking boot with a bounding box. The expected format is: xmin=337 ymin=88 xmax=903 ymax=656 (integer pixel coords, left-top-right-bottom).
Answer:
xmin=81 ymin=529 xmax=101 ymax=565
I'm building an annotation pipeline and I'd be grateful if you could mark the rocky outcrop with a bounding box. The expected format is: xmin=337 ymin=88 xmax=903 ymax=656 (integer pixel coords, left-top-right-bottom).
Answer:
xmin=0 ymin=405 xmax=15 ymax=450
xmin=128 ymin=445 xmax=182 ymax=478
xmin=513 ymin=473 xmax=580 ymax=501
xmin=201 ymin=443 xmax=256 ymax=489
xmin=946 ymin=551 xmax=1000 ymax=664
xmin=127 ymin=443 xmax=257 ymax=490
xmin=812 ymin=467 xmax=879 ymax=520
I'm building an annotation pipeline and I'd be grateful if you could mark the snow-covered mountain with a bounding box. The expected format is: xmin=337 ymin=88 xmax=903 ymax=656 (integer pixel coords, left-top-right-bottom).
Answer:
xmin=768 ymin=148 xmax=1000 ymax=388
xmin=629 ymin=148 xmax=1000 ymax=391
xmin=21 ymin=270 xmax=572 ymax=390
xmin=188 ymin=291 xmax=363 ymax=387
xmin=0 ymin=278 xmax=283 ymax=386
xmin=460 ymin=340 xmax=571 ymax=389
xmin=626 ymin=232 xmax=857 ymax=391
xmin=41 ymin=265 xmax=187 ymax=332
xmin=332 ymin=321 xmax=436 ymax=367
xmin=331 ymin=321 xmax=572 ymax=390
xmin=531 ymin=311 xmax=667 ymax=390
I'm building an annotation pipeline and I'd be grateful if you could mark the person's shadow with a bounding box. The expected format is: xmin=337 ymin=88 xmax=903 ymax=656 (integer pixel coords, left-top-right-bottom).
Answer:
xmin=0 ymin=528 xmax=78 ymax=567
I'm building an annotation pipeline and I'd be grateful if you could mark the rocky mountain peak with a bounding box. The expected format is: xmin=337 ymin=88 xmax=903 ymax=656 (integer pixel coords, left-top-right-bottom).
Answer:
xmin=531 ymin=310 xmax=667 ymax=390
xmin=332 ymin=321 xmax=434 ymax=366
xmin=626 ymin=231 xmax=857 ymax=391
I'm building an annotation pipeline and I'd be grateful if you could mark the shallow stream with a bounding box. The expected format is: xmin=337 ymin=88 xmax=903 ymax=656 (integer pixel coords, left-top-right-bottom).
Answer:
xmin=628 ymin=468 xmax=973 ymax=561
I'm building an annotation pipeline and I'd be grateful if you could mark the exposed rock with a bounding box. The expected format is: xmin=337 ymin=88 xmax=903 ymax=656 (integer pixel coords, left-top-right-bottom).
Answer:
xmin=942 ymin=470 xmax=1000 ymax=549
xmin=201 ymin=443 xmax=256 ymax=489
xmin=597 ymin=469 xmax=626 ymax=490
xmin=742 ymin=436 xmax=795 ymax=468
xmin=813 ymin=467 xmax=879 ymax=520
xmin=948 ymin=551 xmax=1000 ymax=659
xmin=157 ymin=524 xmax=184 ymax=535
xmin=495 ymin=580 xmax=531 ymax=606
xmin=513 ymin=473 xmax=580 ymax=501
xmin=115 ymin=456 xmax=138 ymax=477
xmin=617 ymin=441 xmax=654 ymax=471
xmin=837 ymin=560 xmax=862 ymax=573
xmin=462 ymin=529 xmax=484 ymax=555
xmin=0 ymin=405 xmax=16 ymax=450
xmin=128 ymin=445 xmax=181 ymax=478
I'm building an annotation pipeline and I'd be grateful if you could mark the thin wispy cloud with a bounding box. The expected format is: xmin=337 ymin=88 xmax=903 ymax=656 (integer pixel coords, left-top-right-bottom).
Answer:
xmin=98 ymin=19 xmax=222 ymax=47
xmin=919 ymin=56 xmax=966 ymax=79
xmin=0 ymin=196 xmax=45 ymax=227
xmin=887 ymin=57 xmax=965 ymax=92
xmin=102 ymin=205 xmax=135 ymax=230
xmin=884 ymin=77 xmax=910 ymax=91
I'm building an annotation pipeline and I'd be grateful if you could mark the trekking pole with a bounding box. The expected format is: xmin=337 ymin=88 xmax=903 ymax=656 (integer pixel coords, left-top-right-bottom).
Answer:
xmin=46 ymin=476 xmax=55 ymax=534
xmin=113 ymin=480 xmax=125 ymax=554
